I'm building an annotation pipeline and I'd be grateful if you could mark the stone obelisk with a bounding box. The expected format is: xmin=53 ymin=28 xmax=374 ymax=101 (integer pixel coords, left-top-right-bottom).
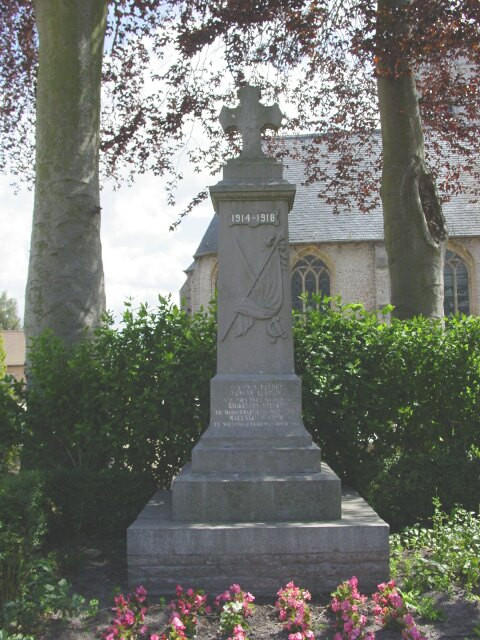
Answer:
xmin=127 ymin=86 xmax=389 ymax=594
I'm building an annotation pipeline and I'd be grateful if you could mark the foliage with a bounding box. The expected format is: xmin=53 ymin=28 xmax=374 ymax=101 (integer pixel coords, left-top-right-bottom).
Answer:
xmin=101 ymin=586 xmax=149 ymax=640
xmin=0 ymin=294 xmax=20 ymax=331
xmin=275 ymin=582 xmax=314 ymax=640
xmin=215 ymin=584 xmax=255 ymax=640
xmin=329 ymin=576 xmax=372 ymax=640
xmin=22 ymin=298 xmax=216 ymax=488
xmin=1 ymin=2 xmax=479 ymax=211
xmin=45 ymin=468 xmax=157 ymax=540
xmin=372 ymin=581 xmax=425 ymax=640
xmin=0 ymin=472 xmax=96 ymax=637
xmin=169 ymin=585 xmax=210 ymax=637
xmin=0 ymin=374 xmax=23 ymax=474
xmin=0 ymin=337 xmax=5 ymax=379
xmin=100 ymin=585 xmax=208 ymax=640
xmin=4 ymin=296 xmax=478 ymax=533
xmin=1 ymin=554 xmax=94 ymax=636
xmin=0 ymin=341 xmax=22 ymax=473
xmin=390 ymin=499 xmax=480 ymax=598
xmin=294 ymin=298 xmax=480 ymax=530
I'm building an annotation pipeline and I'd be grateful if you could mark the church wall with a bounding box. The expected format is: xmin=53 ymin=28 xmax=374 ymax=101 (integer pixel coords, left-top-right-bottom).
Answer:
xmin=451 ymin=237 xmax=480 ymax=315
xmin=290 ymin=242 xmax=377 ymax=311
xmin=181 ymin=255 xmax=217 ymax=312
xmin=182 ymin=238 xmax=480 ymax=317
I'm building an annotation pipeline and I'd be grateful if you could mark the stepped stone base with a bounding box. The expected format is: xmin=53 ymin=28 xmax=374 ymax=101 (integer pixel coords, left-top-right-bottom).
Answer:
xmin=172 ymin=462 xmax=341 ymax=522
xmin=127 ymin=483 xmax=390 ymax=596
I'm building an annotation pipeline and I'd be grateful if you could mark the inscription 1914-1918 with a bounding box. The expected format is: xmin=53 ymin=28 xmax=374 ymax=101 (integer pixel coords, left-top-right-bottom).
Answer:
xmin=229 ymin=212 xmax=279 ymax=227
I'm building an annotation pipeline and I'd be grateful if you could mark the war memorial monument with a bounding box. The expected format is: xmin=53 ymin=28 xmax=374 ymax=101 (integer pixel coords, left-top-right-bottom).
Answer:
xmin=127 ymin=86 xmax=389 ymax=593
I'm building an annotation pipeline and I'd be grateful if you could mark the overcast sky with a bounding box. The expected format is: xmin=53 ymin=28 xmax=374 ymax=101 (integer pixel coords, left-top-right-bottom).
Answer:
xmin=0 ymin=163 xmax=216 ymax=325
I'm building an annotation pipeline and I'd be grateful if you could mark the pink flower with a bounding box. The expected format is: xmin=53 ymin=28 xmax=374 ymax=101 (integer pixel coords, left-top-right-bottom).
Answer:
xmin=404 ymin=613 xmax=414 ymax=626
xmin=171 ymin=615 xmax=186 ymax=631
xmin=123 ymin=609 xmax=135 ymax=626
xmin=150 ymin=635 xmax=161 ymax=640
xmin=176 ymin=585 xmax=183 ymax=595
xmin=231 ymin=583 xmax=242 ymax=593
xmin=135 ymin=585 xmax=148 ymax=602
xmin=331 ymin=597 xmax=341 ymax=612
xmin=114 ymin=593 xmax=129 ymax=608
xmin=288 ymin=633 xmax=303 ymax=640
xmin=389 ymin=593 xmax=403 ymax=608
xmin=348 ymin=576 xmax=359 ymax=589
xmin=187 ymin=588 xmax=194 ymax=597
xmin=344 ymin=620 xmax=354 ymax=633
xmin=232 ymin=623 xmax=246 ymax=640
xmin=410 ymin=626 xmax=424 ymax=640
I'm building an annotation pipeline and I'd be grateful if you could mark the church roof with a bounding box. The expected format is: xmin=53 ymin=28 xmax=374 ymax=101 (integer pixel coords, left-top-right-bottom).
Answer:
xmin=193 ymin=135 xmax=480 ymax=258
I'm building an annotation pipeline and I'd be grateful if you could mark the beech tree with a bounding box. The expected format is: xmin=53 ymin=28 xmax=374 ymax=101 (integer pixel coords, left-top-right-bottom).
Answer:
xmin=1 ymin=0 xmax=180 ymax=347
xmin=0 ymin=291 xmax=21 ymax=330
xmin=167 ymin=0 xmax=480 ymax=318
xmin=26 ymin=0 xmax=108 ymax=345
xmin=1 ymin=0 xmax=479 ymax=335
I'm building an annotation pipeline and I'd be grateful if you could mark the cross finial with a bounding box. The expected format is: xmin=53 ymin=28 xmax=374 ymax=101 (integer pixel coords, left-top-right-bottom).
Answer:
xmin=219 ymin=85 xmax=283 ymax=159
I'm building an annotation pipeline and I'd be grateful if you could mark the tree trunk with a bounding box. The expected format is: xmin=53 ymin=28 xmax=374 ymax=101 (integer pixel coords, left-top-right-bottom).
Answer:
xmin=25 ymin=0 xmax=108 ymax=347
xmin=377 ymin=0 xmax=447 ymax=319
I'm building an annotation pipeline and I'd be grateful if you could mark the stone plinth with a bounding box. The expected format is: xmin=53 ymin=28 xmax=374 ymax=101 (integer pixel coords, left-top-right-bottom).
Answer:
xmin=172 ymin=463 xmax=341 ymax=522
xmin=128 ymin=488 xmax=389 ymax=595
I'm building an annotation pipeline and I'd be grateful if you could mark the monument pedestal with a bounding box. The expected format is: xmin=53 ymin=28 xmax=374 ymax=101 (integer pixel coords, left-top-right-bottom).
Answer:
xmin=128 ymin=488 xmax=389 ymax=595
xmin=127 ymin=86 xmax=389 ymax=594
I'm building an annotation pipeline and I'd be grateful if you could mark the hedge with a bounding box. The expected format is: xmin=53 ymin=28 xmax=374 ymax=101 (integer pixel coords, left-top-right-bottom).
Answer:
xmin=1 ymin=297 xmax=479 ymax=533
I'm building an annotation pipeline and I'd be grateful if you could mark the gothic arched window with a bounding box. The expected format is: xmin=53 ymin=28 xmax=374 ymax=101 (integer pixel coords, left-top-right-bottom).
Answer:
xmin=291 ymin=254 xmax=330 ymax=312
xmin=444 ymin=249 xmax=470 ymax=315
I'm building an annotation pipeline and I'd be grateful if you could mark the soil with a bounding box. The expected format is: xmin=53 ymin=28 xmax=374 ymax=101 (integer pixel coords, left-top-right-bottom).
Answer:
xmin=43 ymin=537 xmax=480 ymax=640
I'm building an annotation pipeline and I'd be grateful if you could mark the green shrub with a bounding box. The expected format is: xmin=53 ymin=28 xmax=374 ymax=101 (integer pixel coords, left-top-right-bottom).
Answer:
xmin=22 ymin=298 xmax=216 ymax=487
xmin=0 ymin=373 xmax=24 ymax=475
xmin=0 ymin=472 xmax=50 ymax=617
xmin=0 ymin=471 xmax=102 ymax=635
xmin=294 ymin=300 xmax=480 ymax=529
xmin=20 ymin=297 xmax=480 ymax=531
xmin=391 ymin=498 xmax=480 ymax=598
xmin=45 ymin=468 xmax=157 ymax=539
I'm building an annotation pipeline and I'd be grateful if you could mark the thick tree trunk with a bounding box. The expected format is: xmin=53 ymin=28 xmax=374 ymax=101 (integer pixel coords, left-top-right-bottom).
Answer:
xmin=25 ymin=0 xmax=108 ymax=346
xmin=377 ymin=0 xmax=447 ymax=319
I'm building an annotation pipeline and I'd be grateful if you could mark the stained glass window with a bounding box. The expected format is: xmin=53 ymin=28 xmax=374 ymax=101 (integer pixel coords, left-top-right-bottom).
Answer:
xmin=291 ymin=254 xmax=330 ymax=312
xmin=444 ymin=250 xmax=470 ymax=315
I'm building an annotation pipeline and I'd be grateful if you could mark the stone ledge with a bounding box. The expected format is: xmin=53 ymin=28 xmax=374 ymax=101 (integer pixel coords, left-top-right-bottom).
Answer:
xmin=191 ymin=443 xmax=322 ymax=474
xmin=171 ymin=462 xmax=341 ymax=522
xmin=127 ymin=488 xmax=389 ymax=595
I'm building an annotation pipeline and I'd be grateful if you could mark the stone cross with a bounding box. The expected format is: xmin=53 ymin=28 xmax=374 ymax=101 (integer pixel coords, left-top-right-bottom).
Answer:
xmin=219 ymin=85 xmax=283 ymax=159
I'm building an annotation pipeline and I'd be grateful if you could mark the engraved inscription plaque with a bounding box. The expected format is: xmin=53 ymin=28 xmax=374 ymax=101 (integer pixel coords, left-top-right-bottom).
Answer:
xmin=213 ymin=383 xmax=288 ymax=428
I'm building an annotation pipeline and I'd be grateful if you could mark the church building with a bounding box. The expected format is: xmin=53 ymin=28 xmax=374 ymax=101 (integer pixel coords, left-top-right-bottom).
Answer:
xmin=180 ymin=135 xmax=480 ymax=316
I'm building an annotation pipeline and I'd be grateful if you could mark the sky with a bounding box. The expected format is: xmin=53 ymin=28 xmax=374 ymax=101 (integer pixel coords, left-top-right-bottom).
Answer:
xmin=0 ymin=163 xmax=216 ymax=325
